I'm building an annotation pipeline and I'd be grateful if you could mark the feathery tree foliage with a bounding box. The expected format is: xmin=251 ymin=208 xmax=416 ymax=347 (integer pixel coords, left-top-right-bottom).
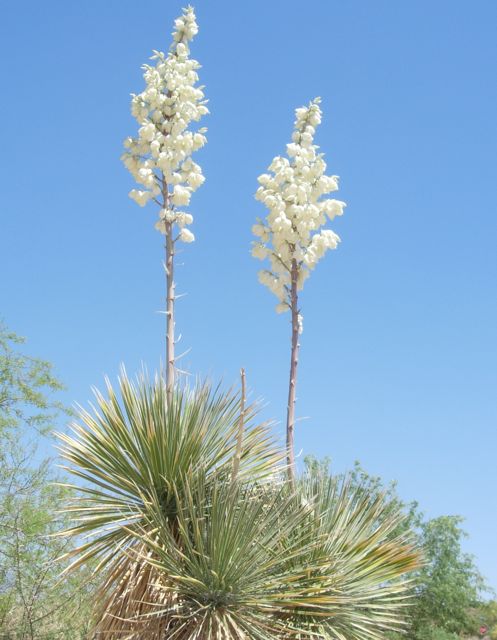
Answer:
xmin=0 ymin=323 xmax=94 ymax=638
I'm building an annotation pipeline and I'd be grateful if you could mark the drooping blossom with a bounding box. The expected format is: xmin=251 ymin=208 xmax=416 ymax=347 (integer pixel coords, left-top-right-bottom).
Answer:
xmin=122 ymin=6 xmax=208 ymax=240
xmin=252 ymin=98 xmax=346 ymax=325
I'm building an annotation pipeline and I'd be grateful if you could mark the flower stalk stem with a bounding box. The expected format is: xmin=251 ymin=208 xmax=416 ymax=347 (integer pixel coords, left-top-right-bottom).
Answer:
xmin=231 ymin=368 xmax=246 ymax=485
xmin=165 ymin=219 xmax=175 ymax=402
xmin=286 ymin=259 xmax=299 ymax=486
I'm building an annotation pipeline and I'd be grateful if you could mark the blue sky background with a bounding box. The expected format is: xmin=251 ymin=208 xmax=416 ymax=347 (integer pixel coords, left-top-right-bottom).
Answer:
xmin=1 ymin=1 xmax=496 ymax=590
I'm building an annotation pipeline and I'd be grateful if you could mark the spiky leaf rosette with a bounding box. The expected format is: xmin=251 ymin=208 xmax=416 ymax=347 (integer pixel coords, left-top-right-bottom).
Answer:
xmin=57 ymin=371 xmax=281 ymax=576
xmin=129 ymin=474 xmax=346 ymax=640
xmin=58 ymin=375 xmax=419 ymax=639
xmin=104 ymin=469 xmax=420 ymax=640
xmin=287 ymin=468 xmax=421 ymax=640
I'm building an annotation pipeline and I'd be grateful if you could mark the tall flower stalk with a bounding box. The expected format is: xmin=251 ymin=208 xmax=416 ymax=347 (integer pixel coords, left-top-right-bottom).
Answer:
xmin=122 ymin=6 xmax=208 ymax=400
xmin=252 ymin=98 xmax=346 ymax=483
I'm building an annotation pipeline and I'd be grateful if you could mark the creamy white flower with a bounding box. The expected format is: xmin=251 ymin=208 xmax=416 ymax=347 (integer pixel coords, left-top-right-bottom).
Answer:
xmin=252 ymin=243 xmax=268 ymax=260
xmin=172 ymin=185 xmax=191 ymax=206
xmin=321 ymin=198 xmax=346 ymax=219
xmin=175 ymin=212 xmax=193 ymax=227
xmin=129 ymin=189 xmax=152 ymax=207
xmin=187 ymin=171 xmax=205 ymax=189
xmin=179 ymin=228 xmax=195 ymax=243
xmin=252 ymin=98 xmax=346 ymax=329
xmin=155 ymin=219 xmax=166 ymax=233
xmin=122 ymin=6 xmax=207 ymax=242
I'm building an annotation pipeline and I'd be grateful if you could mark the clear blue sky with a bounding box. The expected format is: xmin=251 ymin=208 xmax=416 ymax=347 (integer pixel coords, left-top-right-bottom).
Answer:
xmin=1 ymin=1 xmax=496 ymax=589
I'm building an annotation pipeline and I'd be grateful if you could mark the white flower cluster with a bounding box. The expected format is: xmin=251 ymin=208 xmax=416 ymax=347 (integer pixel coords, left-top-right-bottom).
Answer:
xmin=252 ymin=98 xmax=346 ymax=317
xmin=121 ymin=6 xmax=208 ymax=240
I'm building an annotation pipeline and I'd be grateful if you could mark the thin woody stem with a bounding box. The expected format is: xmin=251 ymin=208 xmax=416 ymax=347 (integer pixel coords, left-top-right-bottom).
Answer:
xmin=286 ymin=258 xmax=299 ymax=486
xmin=231 ymin=368 xmax=247 ymax=485
xmin=162 ymin=178 xmax=175 ymax=403
xmin=165 ymin=224 xmax=175 ymax=402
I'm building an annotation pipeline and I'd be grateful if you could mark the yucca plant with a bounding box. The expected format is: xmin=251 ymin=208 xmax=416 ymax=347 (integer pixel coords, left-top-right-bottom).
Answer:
xmin=290 ymin=468 xmax=421 ymax=639
xmin=133 ymin=471 xmax=420 ymax=640
xmin=57 ymin=371 xmax=282 ymax=635
xmin=58 ymin=371 xmax=280 ymax=570
xmin=58 ymin=372 xmax=420 ymax=639
xmin=129 ymin=474 xmax=341 ymax=639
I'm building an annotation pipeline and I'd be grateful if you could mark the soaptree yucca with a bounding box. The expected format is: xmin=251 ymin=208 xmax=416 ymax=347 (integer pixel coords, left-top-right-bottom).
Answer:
xmin=57 ymin=371 xmax=282 ymax=636
xmin=123 ymin=471 xmax=420 ymax=640
xmin=58 ymin=371 xmax=280 ymax=572
xmin=58 ymin=372 xmax=419 ymax=638
xmin=58 ymin=5 xmax=422 ymax=637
